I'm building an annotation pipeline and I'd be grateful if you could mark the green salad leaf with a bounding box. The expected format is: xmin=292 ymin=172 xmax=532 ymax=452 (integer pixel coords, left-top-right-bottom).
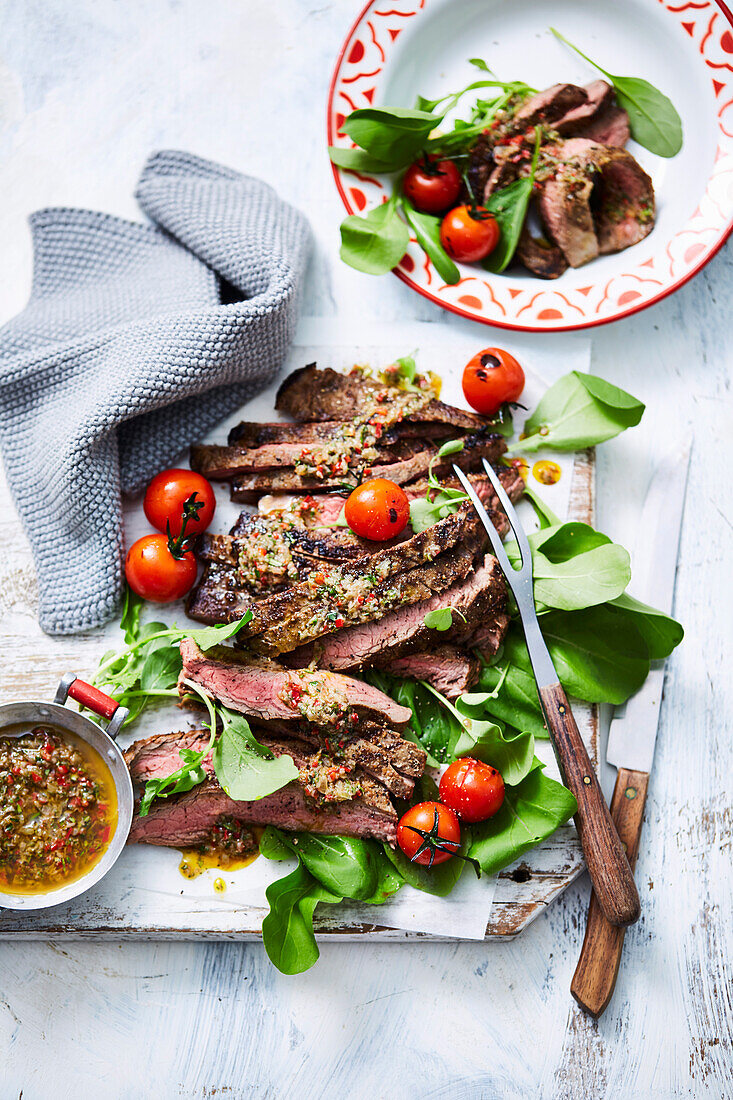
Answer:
xmin=400 ymin=197 xmax=460 ymax=284
xmin=262 ymin=863 xmax=343 ymax=975
xmin=339 ymin=194 xmax=410 ymax=275
xmin=212 ymin=709 xmax=298 ymax=801
xmin=550 ymin=28 xmax=683 ymax=157
xmin=469 ymin=760 xmax=577 ymax=874
xmin=343 ymin=106 xmax=440 ymax=169
xmin=513 ymin=372 xmax=645 ymax=453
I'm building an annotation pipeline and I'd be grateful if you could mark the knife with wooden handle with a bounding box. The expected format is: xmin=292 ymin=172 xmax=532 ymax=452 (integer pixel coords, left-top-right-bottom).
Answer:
xmin=571 ymin=440 xmax=691 ymax=1017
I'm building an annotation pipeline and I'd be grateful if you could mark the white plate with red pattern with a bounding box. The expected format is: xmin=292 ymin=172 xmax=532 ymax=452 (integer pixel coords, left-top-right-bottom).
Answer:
xmin=327 ymin=0 xmax=733 ymax=331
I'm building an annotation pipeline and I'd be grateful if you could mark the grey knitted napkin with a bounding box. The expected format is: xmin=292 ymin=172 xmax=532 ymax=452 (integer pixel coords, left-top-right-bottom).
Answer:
xmin=0 ymin=150 xmax=312 ymax=635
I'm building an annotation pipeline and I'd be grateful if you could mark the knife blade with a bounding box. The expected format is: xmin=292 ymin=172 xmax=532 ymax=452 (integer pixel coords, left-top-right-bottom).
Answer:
xmin=606 ymin=439 xmax=692 ymax=777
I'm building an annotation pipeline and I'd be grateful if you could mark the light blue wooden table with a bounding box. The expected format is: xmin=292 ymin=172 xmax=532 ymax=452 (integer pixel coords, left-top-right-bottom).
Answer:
xmin=0 ymin=3 xmax=730 ymax=1096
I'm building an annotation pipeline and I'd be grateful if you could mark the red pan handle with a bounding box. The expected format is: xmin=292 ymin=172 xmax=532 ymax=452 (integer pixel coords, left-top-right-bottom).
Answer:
xmin=66 ymin=678 xmax=119 ymax=720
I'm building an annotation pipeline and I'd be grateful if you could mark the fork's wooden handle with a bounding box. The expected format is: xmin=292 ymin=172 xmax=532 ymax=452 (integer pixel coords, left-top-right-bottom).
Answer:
xmin=571 ymin=768 xmax=649 ymax=1017
xmin=539 ymin=683 xmax=641 ymax=928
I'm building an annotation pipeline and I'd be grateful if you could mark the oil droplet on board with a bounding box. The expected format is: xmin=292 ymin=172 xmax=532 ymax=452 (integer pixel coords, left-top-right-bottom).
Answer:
xmin=532 ymin=460 xmax=561 ymax=485
xmin=213 ymin=877 xmax=226 ymax=894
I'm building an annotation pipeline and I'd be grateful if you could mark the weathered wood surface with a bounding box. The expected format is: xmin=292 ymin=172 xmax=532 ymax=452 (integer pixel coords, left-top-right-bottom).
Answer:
xmin=0 ymin=2 xmax=730 ymax=1097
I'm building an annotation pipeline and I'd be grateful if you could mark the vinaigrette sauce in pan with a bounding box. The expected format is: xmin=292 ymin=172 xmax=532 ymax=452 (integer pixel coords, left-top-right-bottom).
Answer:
xmin=0 ymin=725 xmax=117 ymax=895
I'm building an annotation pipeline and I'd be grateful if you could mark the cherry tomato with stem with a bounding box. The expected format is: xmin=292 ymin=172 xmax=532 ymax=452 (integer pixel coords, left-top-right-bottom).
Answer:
xmin=403 ymin=155 xmax=462 ymax=215
xmin=439 ymin=757 xmax=505 ymax=824
xmin=462 ymin=347 xmax=525 ymax=416
xmin=344 ymin=478 xmax=410 ymax=541
xmin=144 ymin=469 xmax=216 ymax=538
xmin=125 ymin=534 xmax=197 ymax=603
xmin=396 ymin=801 xmax=461 ymax=867
xmin=440 ymin=204 xmax=500 ymax=263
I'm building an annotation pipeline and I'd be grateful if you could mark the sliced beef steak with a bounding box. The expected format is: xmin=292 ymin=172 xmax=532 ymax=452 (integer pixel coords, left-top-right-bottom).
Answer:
xmin=516 ymin=221 xmax=569 ymax=279
xmin=291 ymin=555 xmax=507 ymax=671
xmin=553 ymin=80 xmax=615 ymax=135
xmin=238 ymin=507 xmax=486 ymax=655
xmin=226 ymin=428 xmax=506 ymax=500
xmin=541 ymin=139 xmax=654 ymax=265
xmin=275 ymin=365 xmax=489 ymax=431
xmin=514 ymin=83 xmax=588 ymax=127
xmin=579 ymin=105 xmax=630 ymax=146
xmin=386 ymin=646 xmax=480 ymax=698
xmin=178 ymin=639 xmax=412 ymax=727
xmin=128 ymin=776 xmax=398 ymax=846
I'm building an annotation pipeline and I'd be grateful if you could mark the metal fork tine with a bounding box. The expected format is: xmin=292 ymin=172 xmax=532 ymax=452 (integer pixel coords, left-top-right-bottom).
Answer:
xmin=481 ymin=459 xmax=532 ymax=570
xmin=451 ymin=465 xmax=515 ymax=577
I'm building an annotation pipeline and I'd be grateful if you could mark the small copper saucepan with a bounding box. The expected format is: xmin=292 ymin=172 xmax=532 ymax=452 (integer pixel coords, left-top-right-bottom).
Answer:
xmin=0 ymin=675 xmax=133 ymax=911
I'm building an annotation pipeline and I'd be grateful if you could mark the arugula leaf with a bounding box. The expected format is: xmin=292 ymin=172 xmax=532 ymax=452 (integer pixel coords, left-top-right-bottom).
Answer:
xmin=343 ymin=107 xmax=440 ymax=167
xmin=262 ymin=863 xmax=342 ymax=975
xmin=453 ymin=697 xmax=535 ymax=786
xmin=514 ymin=372 xmax=644 ymax=453
xmin=139 ymin=734 xmax=215 ymax=817
xmin=541 ymin=606 xmax=650 ymax=704
xmin=550 ymin=28 xmax=682 ymax=157
xmin=399 ymin=198 xmax=460 ymax=284
xmin=506 ymin=522 xmax=631 ymax=612
xmin=483 ymin=127 xmax=541 ymax=273
xmin=476 ymin=631 xmax=547 ymax=737
xmin=606 ymin=593 xmax=684 ymax=660
xmin=339 ymin=195 xmax=410 ymax=275
xmin=327 ymin=147 xmax=396 ymax=173
xmin=212 ymin=710 xmax=298 ymax=801
xmin=185 ymin=614 xmax=254 ymax=651
xmin=522 ymin=484 xmax=561 ymax=529
xmin=423 ymin=607 xmax=454 ymax=631
xmin=469 ymin=760 xmax=577 ymax=875
xmin=265 ymin=830 xmax=401 ymax=904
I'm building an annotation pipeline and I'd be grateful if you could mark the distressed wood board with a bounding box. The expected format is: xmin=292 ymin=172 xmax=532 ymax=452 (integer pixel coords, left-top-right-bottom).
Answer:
xmin=0 ymin=322 xmax=596 ymax=941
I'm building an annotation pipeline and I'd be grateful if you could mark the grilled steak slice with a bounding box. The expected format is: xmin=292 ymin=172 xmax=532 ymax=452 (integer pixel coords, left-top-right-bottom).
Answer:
xmin=128 ymin=775 xmax=398 ymax=846
xmin=540 ymin=158 xmax=598 ymax=267
xmin=178 ymin=639 xmax=412 ymax=727
xmin=387 ymin=647 xmax=480 ymax=698
xmin=578 ymin=105 xmax=630 ymax=146
xmin=226 ymin=428 xmax=506 ymax=500
xmin=553 ymin=80 xmax=615 ymax=135
xmin=275 ymin=364 xmax=489 ymax=431
xmin=238 ymin=506 xmax=485 ymax=655
xmin=126 ymin=716 xmax=425 ymax=801
xmin=187 ymin=469 xmax=522 ymax=626
xmin=226 ymin=419 xmax=454 ymax=448
xmin=514 ymin=83 xmax=588 ymax=127
xmin=540 ymin=139 xmax=654 ymax=265
xmin=516 ymin=221 xmax=569 ymax=279
xmin=291 ymin=555 xmax=507 ymax=670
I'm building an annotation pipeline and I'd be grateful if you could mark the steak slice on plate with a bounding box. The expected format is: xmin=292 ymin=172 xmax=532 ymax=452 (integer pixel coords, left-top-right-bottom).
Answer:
xmin=514 ymin=83 xmax=588 ymax=127
xmin=540 ymin=138 xmax=655 ymax=266
xmin=275 ymin=364 xmax=489 ymax=431
xmin=128 ymin=775 xmax=398 ymax=846
xmin=178 ymin=639 xmax=412 ymax=727
xmin=579 ymin=105 xmax=630 ymax=147
xmin=553 ymin=80 xmax=615 ymax=135
xmin=386 ymin=646 xmax=480 ymax=699
xmin=291 ymin=554 xmax=507 ymax=671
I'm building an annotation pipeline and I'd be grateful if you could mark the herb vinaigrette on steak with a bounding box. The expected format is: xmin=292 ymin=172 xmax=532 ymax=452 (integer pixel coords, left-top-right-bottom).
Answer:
xmin=0 ymin=726 xmax=117 ymax=894
xmin=178 ymin=816 xmax=260 ymax=879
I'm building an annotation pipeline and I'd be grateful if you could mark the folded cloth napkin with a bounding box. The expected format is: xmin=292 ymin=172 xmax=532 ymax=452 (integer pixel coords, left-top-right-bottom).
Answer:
xmin=0 ymin=150 xmax=312 ymax=635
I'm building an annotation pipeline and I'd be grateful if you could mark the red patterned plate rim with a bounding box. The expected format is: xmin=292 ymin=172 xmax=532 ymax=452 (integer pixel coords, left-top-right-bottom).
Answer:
xmin=327 ymin=0 xmax=733 ymax=332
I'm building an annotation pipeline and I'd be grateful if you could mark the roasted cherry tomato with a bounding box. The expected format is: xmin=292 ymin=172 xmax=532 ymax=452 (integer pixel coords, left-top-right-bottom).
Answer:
xmin=403 ymin=155 xmax=462 ymax=215
xmin=396 ymin=801 xmax=461 ymax=867
xmin=462 ymin=347 xmax=525 ymax=416
xmin=344 ymin=478 xmax=410 ymax=541
xmin=143 ymin=469 xmax=216 ymax=538
xmin=125 ymin=534 xmax=197 ymax=603
xmin=440 ymin=204 xmax=500 ymax=263
xmin=439 ymin=757 xmax=505 ymax=823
